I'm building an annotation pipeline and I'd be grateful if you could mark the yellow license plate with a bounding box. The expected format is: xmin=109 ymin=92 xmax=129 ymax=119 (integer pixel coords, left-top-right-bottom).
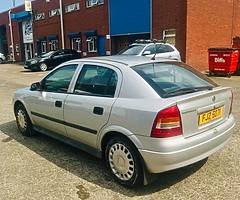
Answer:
xmin=199 ymin=107 xmax=224 ymax=126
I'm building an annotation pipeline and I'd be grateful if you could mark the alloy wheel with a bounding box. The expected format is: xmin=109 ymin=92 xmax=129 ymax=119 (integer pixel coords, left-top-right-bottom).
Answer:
xmin=40 ymin=63 xmax=48 ymax=71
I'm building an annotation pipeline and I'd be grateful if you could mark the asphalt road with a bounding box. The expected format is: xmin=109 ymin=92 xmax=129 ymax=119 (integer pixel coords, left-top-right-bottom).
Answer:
xmin=0 ymin=63 xmax=239 ymax=200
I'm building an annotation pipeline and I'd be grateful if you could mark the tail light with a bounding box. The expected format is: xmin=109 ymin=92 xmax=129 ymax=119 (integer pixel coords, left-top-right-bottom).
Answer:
xmin=151 ymin=105 xmax=182 ymax=138
xmin=229 ymin=90 xmax=233 ymax=116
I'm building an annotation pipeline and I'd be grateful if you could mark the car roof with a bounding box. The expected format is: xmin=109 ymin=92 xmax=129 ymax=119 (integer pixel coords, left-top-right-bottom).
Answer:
xmin=67 ymin=55 xmax=178 ymax=67
xmin=131 ymin=42 xmax=170 ymax=46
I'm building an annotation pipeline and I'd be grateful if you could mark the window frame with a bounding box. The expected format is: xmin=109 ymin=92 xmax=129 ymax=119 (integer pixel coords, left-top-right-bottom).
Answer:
xmin=71 ymin=37 xmax=81 ymax=52
xmin=49 ymin=8 xmax=60 ymax=17
xmin=163 ymin=29 xmax=176 ymax=46
xmin=40 ymin=64 xmax=80 ymax=94
xmin=49 ymin=40 xmax=58 ymax=51
xmin=35 ymin=12 xmax=45 ymax=21
xmin=65 ymin=2 xmax=80 ymax=13
xmin=70 ymin=62 xmax=122 ymax=98
xmin=86 ymin=0 xmax=104 ymax=8
xmin=41 ymin=41 xmax=47 ymax=54
xmin=87 ymin=36 xmax=97 ymax=53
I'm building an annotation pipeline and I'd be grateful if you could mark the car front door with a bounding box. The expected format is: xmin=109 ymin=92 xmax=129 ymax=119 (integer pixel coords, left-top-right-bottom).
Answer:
xmin=64 ymin=63 xmax=122 ymax=148
xmin=51 ymin=51 xmax=64 ymax=68
xmin=29 ymin=64 xmax=78 ymax=136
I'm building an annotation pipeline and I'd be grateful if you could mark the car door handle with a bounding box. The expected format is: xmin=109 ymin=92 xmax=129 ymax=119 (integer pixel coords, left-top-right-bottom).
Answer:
xmin=93 ymin=107 xmax=104 ymax=115
xmin=55 ymin=101 xmax=62 ymax=108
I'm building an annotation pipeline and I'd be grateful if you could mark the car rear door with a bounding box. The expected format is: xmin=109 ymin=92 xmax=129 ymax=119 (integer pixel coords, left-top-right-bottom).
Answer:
xmin=29 ymin=64 xmax=79 ymax=136
xmin=63 ymin=62 xmax=122 ymax=148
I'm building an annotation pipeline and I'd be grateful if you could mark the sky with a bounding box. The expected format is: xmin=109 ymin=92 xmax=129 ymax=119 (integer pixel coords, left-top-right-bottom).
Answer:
xmin=0 ymin=0 xmax=24 ymax=12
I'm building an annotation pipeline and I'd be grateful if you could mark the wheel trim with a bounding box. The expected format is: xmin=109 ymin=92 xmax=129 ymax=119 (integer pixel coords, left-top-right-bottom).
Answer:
xmin=40 ymin=63 xmax=47 ymax=71
xmin=17 ymin=110 xmax=27 ymax=130
xmin=108 ymin=143 xmax=135 ymax=181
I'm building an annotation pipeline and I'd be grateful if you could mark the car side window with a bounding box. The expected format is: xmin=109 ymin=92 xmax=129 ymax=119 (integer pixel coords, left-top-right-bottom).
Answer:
xmin=156 ymin=44 xmax=174 ymax=53
xmin=143 ymin=45 xmax=156 ymax=55
xmin=74 ymin=64 xmax=118 ymax=98
xmin=42 ymin=64 xmax=78 ymax=93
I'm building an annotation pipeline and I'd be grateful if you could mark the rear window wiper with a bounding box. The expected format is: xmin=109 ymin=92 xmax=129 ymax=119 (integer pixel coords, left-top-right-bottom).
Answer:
xmin=163 ymin=86 xmax=213 ymax=98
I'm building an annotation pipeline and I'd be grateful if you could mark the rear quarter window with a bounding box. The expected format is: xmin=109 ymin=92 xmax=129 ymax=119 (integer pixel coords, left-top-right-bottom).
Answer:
xmin=132 ymin=62 xmax=217 ymax=98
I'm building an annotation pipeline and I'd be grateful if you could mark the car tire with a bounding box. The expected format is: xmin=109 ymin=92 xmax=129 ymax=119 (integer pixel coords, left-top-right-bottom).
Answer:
xmin=15 ymin=104 xmax=33 ymax=137
xmin=105 ymin=137 xmax=143 ymax=187
xmin=0 ymin=58 xmax=3 ymax=64
xmin=39 ymin=63 xmax=48 ymax=71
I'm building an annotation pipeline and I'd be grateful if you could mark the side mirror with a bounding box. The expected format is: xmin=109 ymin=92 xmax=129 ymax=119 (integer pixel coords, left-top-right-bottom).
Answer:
xmin=30 ymin=82 xmax=42 ymax=91
xmin=142 ymin=51 xmax=151 ymax=56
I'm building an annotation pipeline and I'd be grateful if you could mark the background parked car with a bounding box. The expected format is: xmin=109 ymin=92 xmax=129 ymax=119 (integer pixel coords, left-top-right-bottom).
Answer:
xmin=24 ymin=49 xmax=81 ymax=71
xmin=0 ymin=53 xmax=6 ymax=64
xmin=118 ymin=40 xmax=181 ymax=61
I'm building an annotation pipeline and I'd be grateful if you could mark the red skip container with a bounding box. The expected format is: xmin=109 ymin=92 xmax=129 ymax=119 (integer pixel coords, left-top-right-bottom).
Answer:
xmin=208 ymin=48 xmax=240 ymax=77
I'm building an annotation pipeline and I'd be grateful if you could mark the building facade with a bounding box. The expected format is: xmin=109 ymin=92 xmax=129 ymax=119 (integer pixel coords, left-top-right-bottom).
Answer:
xmin=1 ymin=0 xmax=240 ymax=71
xmin=0 ymin=0 xmax=110 ymax=62
xmin=152 ymin=0 xmax=240 ymax=71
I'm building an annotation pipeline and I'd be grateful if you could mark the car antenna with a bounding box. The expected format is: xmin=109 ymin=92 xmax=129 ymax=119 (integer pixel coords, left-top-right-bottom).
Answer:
xmin=151 ymin=39 xmax=158 ymax=61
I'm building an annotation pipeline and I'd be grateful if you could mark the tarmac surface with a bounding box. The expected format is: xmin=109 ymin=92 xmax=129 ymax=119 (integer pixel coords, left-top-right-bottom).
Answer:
xmin=0 ymin=63 xmax=239 ymax=200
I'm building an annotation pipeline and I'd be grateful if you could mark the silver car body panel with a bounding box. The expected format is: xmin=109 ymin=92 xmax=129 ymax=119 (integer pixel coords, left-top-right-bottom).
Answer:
xmin=13 ymin=56 xmax=235 ymax=174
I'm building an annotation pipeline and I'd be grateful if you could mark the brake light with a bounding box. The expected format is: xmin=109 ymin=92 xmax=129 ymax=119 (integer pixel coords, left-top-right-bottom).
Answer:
xmin=229 ymin=90 xmax=233 ymax=116
xmin=151 ymin=105 xmax=182 ymax=138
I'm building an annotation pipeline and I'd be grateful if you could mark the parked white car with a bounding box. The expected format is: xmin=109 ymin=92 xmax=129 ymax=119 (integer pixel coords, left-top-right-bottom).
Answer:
xmin=0 ymin=53 xmax=6 ymax=64
xmin=118 ymin=40 xmax=181 ymax=61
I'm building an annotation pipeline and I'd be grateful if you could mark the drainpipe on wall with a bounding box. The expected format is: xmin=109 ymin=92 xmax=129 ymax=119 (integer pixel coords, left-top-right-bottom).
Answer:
xmin=150 ymin=0 xmax=153 ymax=39
xmin=59 ymin=0 xmax=65 ymax=49
xmin=108 ymin=0 xmax=112 ymax=55
xmin=8 ymin=10 xmax=15 ymax=62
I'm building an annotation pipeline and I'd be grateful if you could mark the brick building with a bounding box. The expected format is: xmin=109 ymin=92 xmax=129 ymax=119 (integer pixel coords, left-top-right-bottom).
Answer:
xmin=0 ymin=0 xmax=110 ymax=62
xmin=152 ymin=0 xmax=240 ymax=71
xmin=1 ymin=0 xmax=240 ymax=71
xmin=33 ymin=0 xmax=110 ymax=59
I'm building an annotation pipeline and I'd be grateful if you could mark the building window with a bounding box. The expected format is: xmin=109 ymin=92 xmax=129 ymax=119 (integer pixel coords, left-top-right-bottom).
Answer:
xmin=41 ymin=41 xmax=47 ymax=53
xmin=86 ymin=0 xmax=104 ymax=8
xmin=65 ymin=3 xmax=80 ymax=13
xmin=49 ymin=8 xmax=60 ymax=17
xmin=87 ymin=36 xmax=97 ymax=52
xmin=35 ymin=13 xmax=45 ymax=21
xmin=163 ymin=29 xmax=176 ymax=45
xmin=49 ymin=40 xmax=58 ymax=51
xmin=71 ymin=38 xmax=81 ymax=52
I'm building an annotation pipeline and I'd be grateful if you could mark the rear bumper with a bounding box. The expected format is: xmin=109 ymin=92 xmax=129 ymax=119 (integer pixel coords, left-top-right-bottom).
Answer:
xmin=139 ymin=115 xmax=235 ymax=173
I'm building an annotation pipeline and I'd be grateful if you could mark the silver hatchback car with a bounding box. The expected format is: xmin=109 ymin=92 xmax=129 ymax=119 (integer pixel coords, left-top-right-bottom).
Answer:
xmin=13 ymin=56 xmax=235 ymax=187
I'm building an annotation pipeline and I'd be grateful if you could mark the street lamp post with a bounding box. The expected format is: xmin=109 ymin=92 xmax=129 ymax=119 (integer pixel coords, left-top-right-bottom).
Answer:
xmin=9 ymin=0 xmax=16 ymax=62
xmin=59 ymin=0 xmax=65 ymax=49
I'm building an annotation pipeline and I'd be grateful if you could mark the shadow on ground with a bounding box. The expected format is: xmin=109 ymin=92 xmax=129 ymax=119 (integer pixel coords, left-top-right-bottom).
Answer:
xmin=0 ymin=120 xmax=207 ymax=197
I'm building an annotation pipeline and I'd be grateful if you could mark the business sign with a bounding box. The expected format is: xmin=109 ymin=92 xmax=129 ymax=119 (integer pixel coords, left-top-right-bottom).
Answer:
xmin=22 ymin=20 xmax=33 ymax=43
xmin=25 ymin=0 xmax=32 ymax=12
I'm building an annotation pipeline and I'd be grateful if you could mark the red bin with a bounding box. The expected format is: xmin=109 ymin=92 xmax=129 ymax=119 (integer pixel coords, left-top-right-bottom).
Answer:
xmin=208 ymin=48 xmax=240 ymax=77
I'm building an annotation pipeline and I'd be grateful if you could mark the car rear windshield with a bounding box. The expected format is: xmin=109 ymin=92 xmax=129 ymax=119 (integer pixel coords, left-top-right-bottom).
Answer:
xmin=132 ymin=62 xmax=218 ymax=98
xmin=118 ymin=45 xmax=145 ymax=55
